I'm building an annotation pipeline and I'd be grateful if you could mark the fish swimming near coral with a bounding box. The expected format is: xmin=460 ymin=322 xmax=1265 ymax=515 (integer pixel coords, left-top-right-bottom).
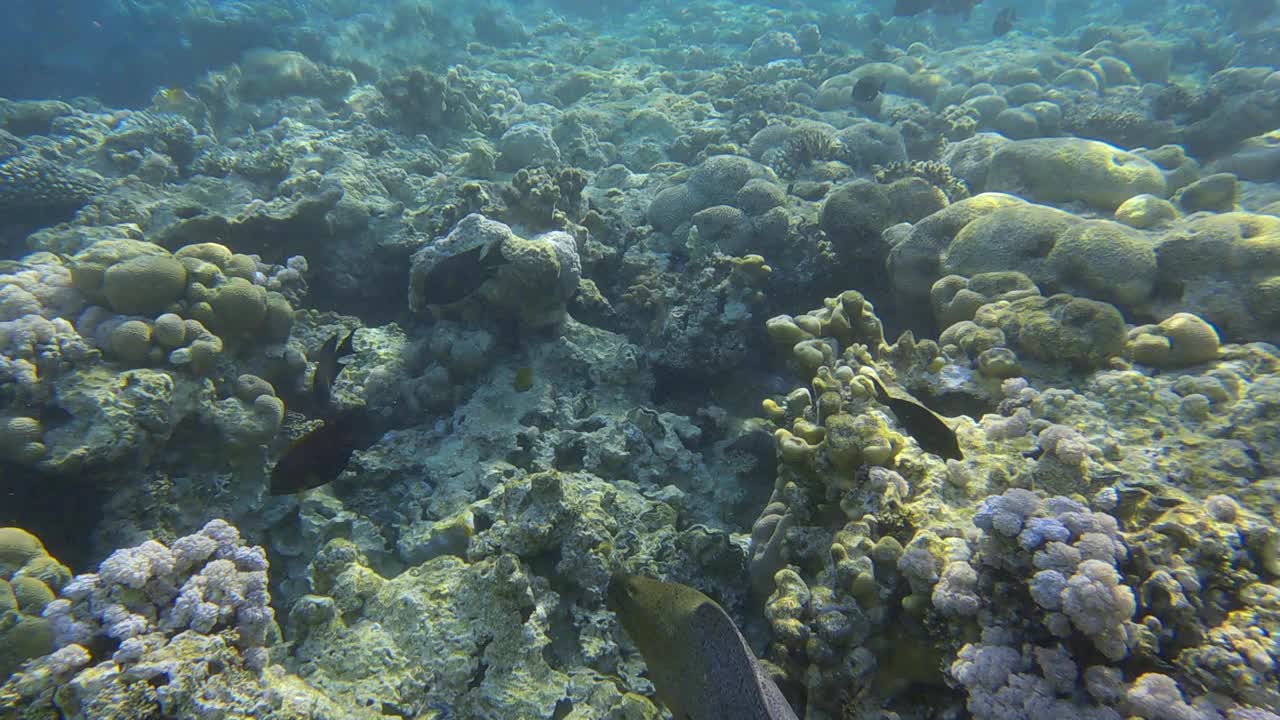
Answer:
xmin=269 ymin=408 xmax=376 ymax=495
xmin=270 ymin=329 xmax=376 ymax=495
xmin=607 ymin=573 xmax=799 ymax=720
xmin=418 ymin=241 xmax=506 ymax=306
xmin=851 ymin=76 xmax=885 ymax=103
xmin=312 ymin=329 xmax=355 ymax=409
xmin=866 ymin=375 xmax=963 ymax=461
xmin=992 ymin=7 xmax=1017 ymax=36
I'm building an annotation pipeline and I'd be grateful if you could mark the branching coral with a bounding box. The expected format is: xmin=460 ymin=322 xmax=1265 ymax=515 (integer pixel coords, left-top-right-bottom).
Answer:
xmin=873 ymin=160 xmax=970 ymax=202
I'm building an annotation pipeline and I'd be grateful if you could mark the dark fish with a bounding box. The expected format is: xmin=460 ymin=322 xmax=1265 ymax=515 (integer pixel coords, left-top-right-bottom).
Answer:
xmin=269 ymin=409 xmax=377 ymax=495
xmin=419 ymin=242 xmax=505 ymax=306
xmin=992 ymin=7 xmax=1017 ymax=36
xmin=607 ymin=574 xmax=800 ymax=720
xmin=269 ymin=328 xmax=388 ymax=495
xmin=867 ymin=375 xmax=963 ymax=461
xmin=312 ymin=330 xmax=356 ymax=409
xmin=894 ymin=0 xmax=934 ymax=16
xmin=851 ymin=76 xmax=885 ymax=103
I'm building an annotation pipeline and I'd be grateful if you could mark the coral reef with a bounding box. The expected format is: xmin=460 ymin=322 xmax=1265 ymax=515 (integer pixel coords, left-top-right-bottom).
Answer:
xmin=1 ymin=2 xmax=1279 ymax=719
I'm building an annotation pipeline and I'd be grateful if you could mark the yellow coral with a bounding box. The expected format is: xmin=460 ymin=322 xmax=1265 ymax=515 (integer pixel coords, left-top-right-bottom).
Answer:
xmin=102 ymin=254 xmax=188 ymax=314
xmin=110 ymin=320 xmax=153 ymax=365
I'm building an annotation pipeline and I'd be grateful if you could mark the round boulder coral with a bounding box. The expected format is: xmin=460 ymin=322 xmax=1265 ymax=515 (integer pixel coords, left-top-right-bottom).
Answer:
xmin=1127 ymin=312 xmax=1220 ymax=367
xmin=174 ymin=242 xmax=233 ymax=267
xmin=976 ymin=294 xmax=1126 ymax=369
xmin=109 ymin=320 xmax=153 ymax=365
xmin=209 ymin=277 xmax=268 ymax=334
xmin=263 ymin=292 xmax=294 ymax=341
xmin=0 ymin=528 xmax=43 ymax=576
xmin=1046 ymin=220 xmax=1157 ymax=306
xmin=101 ymin=254 xmax=188 ymax=314
xmin=152 ymin=313 xmax=187 ymax=348
xmin=0 ymin=417 xmax=44 ymax=464
xmin=1114 ymin=194 xmax=1178 ymax=229
xmin=821 ymin=180 xmax=893 ymax=259
xmin=986 ymin=137 xmax=1167 ymax=210
xmin=942 ymin=203 xmax=1078 ymax=285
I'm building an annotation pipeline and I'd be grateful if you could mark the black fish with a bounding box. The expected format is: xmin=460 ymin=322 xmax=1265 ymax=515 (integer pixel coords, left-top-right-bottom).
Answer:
xmin=312 ymin=329 xmax=356 ymax=409
xmin=894 ymin=0 xmax=934 ymax=16
xmin=867 ymin=375 xmax=963 ymax=461
xmin=419 ymin=242 xmax=505 ymax=306
xmin=852 ymin=76 xmax=885 ymax=103
xmin=269 ymin=409 xmax=379 ymax=495
xmin=992 ymin=7 xmax=1017 ymax=36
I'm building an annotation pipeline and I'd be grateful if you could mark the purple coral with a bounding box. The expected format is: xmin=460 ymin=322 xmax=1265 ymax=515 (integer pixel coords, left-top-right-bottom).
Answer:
xmin=42 ymin=519 xmax=275 ymax=667
xmin=974 ymin=488 xmax=1041 ymax=537
xmin=1061 ymin=560 xmax=1136 ymax=661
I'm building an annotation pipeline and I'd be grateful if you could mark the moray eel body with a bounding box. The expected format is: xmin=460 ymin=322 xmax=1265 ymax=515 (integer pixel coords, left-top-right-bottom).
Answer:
xmin=607 ymin=574 xmax=799 ymax=720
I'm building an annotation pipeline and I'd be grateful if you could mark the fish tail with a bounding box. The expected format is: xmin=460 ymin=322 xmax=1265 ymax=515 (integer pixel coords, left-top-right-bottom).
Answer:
xmin=865 ymin=373 xmax=891 ymax=404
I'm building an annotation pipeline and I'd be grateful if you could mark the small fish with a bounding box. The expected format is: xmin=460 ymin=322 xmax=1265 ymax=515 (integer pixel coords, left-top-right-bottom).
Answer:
xmin=992 ymin=7 xmax=1017 ymax=36
xmin=312 ymin=330 xmax=356 ymax=409
xmin=851 ymin=76 xmax=885 ymax=103
xmin=866 ymin=375 xmax=964 ymax=461
xmin=607 ymin=574 xmax=800 ymax=720
xmin=419 ymin=242 xmax=506 ymax=306
xmin=269 ymin=409 xmax=376 ymax=495
xmin=513 ymin=366 xmax=534 ymax=392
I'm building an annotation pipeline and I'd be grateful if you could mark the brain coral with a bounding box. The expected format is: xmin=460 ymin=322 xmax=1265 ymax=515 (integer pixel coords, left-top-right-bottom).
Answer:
xmin=0 ymin=527 xmax=69 ymax=681
xmin=101 ymin=254 xmax=188 ymax=315
xmin=942 ymin=203 xmax=1078 ymax=285
xmin=108 ymin=319 xmax=153 ymax=365
xmin=985 ymin=138 xmax=1168 ymax=210
xmin=208 ymin=277 xmax=268 ymax=334
xmin=975 ymin=293 xmax=1127 ymax=369
xmin=1045 ymin=220 xmax=1157 ymax=306
xmin=647 ymin=155 xmax=775 ymax=234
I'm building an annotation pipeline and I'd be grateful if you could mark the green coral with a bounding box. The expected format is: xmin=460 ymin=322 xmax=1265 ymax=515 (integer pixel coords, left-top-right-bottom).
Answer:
xmin=0 ymin=528 xmax=68 ymax=683
xmin=109 ymin=320 xmax=153 ymax=366
xmin=102 ymin=254 xmax=188 ymax=315
xmin=208 ymin=277 xmax=269 ymax=335
xmin=975 ymin=293 xmax=1127 ymax=369
xmin=986 ymin=137 xmax=1168 ymax=210
xmin=1045 ymin=219 xmax=1157 ymax=306
xmin=0 ymin=418 xmax=46 ymax=465
xmin=823 ymin=412 xmax=903 ymax=471
xmin=1127 ymin=312 xmax=1221 ymax=368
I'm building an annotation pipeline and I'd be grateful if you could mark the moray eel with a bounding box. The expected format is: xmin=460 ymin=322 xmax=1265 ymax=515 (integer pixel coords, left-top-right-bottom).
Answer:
xmin=607 ymin=574 xmax=799 ymax=720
